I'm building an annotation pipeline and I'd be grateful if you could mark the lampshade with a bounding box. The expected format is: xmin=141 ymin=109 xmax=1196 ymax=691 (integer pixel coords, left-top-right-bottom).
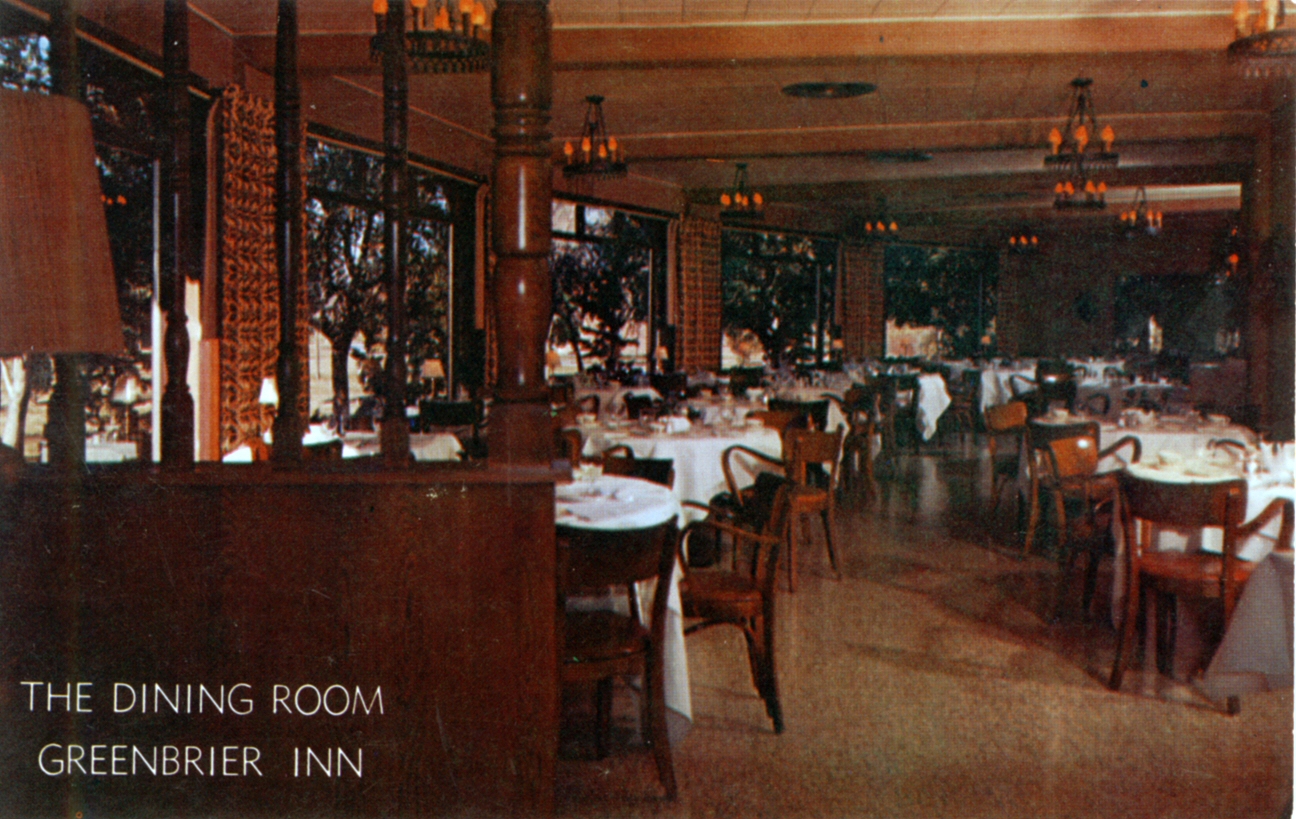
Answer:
xmin=0 ymin=88 xmax=123 ymax=356
xmin=259 ymin=377 xmax=279 ymax=407
xmin=422 ymin=358 xmax=446 ymax=380
xmin=111 ymin=371 xmax=142 ymax=405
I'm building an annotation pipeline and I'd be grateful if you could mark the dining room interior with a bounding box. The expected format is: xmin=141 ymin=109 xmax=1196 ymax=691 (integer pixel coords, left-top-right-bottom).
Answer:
xmin=0 ymin=1 xmax=1293 ymax=817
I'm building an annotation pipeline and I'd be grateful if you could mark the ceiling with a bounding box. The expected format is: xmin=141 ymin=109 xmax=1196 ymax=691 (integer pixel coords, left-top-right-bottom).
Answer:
xmin=87 ymin=1 xmax=1296 ymax=232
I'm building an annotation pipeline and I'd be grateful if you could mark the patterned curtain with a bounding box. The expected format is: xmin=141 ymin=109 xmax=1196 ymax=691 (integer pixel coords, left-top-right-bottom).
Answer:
xmin=675 ymin=216 xmax=722 ymax=371
xmin=840 ymin=242 xmax=885 ymax=359
xmin=213 ymin=85 xmax=309 ymax=453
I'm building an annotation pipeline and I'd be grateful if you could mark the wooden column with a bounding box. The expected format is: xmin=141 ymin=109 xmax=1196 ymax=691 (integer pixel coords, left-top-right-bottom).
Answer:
xmin=379 ymin=0 xmax=411 ymax=463
xmin=271 ymin=0 xmax=305 ymax=463
xmin=43 ymin=0 xmax=87 ymax=471
xmin=490 ymin=0 xmax=553 ymax=466
xmin=160 ymin=0 xmax=195 ymax=465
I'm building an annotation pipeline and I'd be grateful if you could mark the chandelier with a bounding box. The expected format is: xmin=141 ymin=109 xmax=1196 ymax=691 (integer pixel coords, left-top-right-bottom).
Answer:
xmin=1007 ymin=232 xmax=1040 ymax=252
xmin=1045 ymin=78 xmax=1117 ymax=210
xmin=371 ymin=0 xmax=489 ymax=75
xmin=1228 ymin=0 xmax=1296 ymax=78
xmin=719 ymin=163 xmax=763 ymax=220
xmin=1117 ymin=187 xmax=1162 ymax=237
xmin=562 ymin=95 xmax=627 ymax=178
xmin=862 ymin=219 xmax=900 ymax=237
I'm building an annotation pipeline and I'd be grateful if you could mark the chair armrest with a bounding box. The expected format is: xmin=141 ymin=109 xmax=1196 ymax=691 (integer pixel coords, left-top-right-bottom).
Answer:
xmin=682 ymin=499 xmax=712 ymax=514
xmin=1236 ymin=498 xmax=1295 ymax=549
xmin=680 ymin=518 xmax=780 ymax=549
xmin=1099 ymin=435 xmax=1142 ymax=465
xmin=721 ymin=444 xmax=785 ymax=503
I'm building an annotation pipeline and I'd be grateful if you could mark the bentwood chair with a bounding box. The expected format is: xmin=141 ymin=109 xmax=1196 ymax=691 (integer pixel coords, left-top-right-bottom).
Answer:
xmin=983 ymin=400 xmax=1028 ymax=531
xmin=678 ymin=484 xmax=793 ymax=733
xmin=721 ymin=428 xmax=844 ymax=591
xmin=1036 ymin=431 xmax=1140 ymax=620
xmin=1108 ymin=473 xmax=1294 ymax=710
xmin=827 ymin=385 xmax=877 ymax=498
xmin=601 ymin=445 xmax=675 ymax=488
xmin=557 ymin=520 xmax=679 ymax=798
xmin=1023 ymin=420 xmax=1141 ymax=558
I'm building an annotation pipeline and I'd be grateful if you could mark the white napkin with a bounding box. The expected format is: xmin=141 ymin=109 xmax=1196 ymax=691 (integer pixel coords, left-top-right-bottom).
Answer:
xmin=664 ymin=416 xmax=692 ymax=434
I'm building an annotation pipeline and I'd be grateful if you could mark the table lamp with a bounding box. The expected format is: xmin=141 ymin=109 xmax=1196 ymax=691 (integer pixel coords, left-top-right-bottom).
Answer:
xmin=259 ymin=376 xmax=279 ymax=440
xmin=422 ymin=359 xmax=445 ymax=398
xmin=0 ymin=88 xmax=124 ymax=468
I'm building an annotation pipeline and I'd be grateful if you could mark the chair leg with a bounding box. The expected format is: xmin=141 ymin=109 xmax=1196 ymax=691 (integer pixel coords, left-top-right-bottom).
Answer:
xmin=745 ymin=614 xmax=784 ymax=733
xmin=1024 ymin=486 xmax=1041 ymax=556
xmin=595 ymin=677 xmax=613 ymax=760
xmin=1155 ymin=590 xmax=1177 ymax=677
xmin=821 ymin=507 xmax=840 ymax=579
xmin=645 ymin=654 xmax=677 ymax=799
xmin=1081 ymin=544 xmax=1101 ymax=622
xmin=1109 ymin=573 xmax=1141 ymax=690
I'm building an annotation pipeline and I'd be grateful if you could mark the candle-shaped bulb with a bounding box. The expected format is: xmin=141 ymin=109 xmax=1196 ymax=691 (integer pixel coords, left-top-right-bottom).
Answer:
xmin=1073 ymin=124 xmax=1089 ymax=152
xmin=1101 ymin=125 xmax=1115 ymax=152
xmin=472 ymin=2 xmax=487 ymax=26
xmin=1048 ymin=127 xmax=1063 ymax=154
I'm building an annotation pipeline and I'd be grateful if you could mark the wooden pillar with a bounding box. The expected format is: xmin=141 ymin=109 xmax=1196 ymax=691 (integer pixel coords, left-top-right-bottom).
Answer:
xmin=160 ymin=0 xmax=195 ymax=466
xmin=490 ymin=0 xmax=553 ymax=465
xmin=379 ymin=0 xmax=411 ymax=463
xmin=43 ymin=0 xmax=87 ymax=471
xmin=271 ymin=0 xmax=305 ymax=463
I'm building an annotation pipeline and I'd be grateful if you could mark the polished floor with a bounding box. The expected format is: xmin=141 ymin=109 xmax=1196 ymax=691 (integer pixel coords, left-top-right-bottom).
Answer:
xmin=555 ymin=439 xmax=1294 ymax=819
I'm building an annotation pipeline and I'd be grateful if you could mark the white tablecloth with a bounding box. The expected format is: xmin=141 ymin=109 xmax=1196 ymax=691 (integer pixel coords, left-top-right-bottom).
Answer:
xmin=556 ymin=475 xmax=691 ymax=740
xmin=980 ymin=364 xmax=1037 ymax=411
xmin=581 ymin=423 xmax=784 ymax=517
xmin=1110 ymin=458 xmax=1295 ymax=628
xmin=1202 ymin=551 xmax=1293 ymax=698
xmin=221 ymin=431 xmax=464 ymax=462
xmin=916 ymin=373 xmax=952 ymax=441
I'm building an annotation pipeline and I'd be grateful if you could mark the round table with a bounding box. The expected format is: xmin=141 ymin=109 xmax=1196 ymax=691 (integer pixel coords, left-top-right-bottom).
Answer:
xmin=554 ymin=474 xmax=692 ymax=741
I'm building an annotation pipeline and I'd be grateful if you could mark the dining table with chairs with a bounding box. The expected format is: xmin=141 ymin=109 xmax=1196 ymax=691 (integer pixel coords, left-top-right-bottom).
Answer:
xmin=554 ymin=472 xmax=693 ymax=747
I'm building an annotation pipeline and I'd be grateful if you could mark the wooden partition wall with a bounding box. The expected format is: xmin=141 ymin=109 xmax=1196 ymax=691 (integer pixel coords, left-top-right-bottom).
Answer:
xmin=0 ymin=463 xmax=558 ymax=817
xmin=0 ymin=1 xmax=561 ymax=817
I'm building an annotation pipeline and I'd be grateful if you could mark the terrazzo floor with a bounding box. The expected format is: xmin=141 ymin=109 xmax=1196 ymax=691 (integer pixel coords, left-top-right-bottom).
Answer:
xmin=555 ymin=439 xmax=1293 ymax=819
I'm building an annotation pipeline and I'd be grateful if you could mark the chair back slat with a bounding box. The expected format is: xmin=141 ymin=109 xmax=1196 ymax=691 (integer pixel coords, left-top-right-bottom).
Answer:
xmin=558 ymin=522 xmax=677 ymax=599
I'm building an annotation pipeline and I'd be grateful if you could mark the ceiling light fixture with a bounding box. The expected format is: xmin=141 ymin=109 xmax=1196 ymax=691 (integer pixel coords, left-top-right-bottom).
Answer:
xmin=781 ymin=82 xmax=876 ymax=99
xmin=1117 ymin=187 xmax=1162 ymax=237
xmin=719 ymin=163 xmax=763 ymax=221
xmin=1045 ymin=78 xmax=1117 ymax=210
xmin=562 ymin=95 xmax=627 ymax=179
xmin=1228 ymin=0 xmax=1296 ymax=78
xmin=371 ymin=0 xmax=490 ymax=74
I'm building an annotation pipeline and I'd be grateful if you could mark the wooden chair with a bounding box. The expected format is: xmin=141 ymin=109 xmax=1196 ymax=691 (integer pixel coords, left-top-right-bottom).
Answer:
xmin=943 ymin=368 xmax=981 ymax=441
xmin=678 ymin=484 xmax=793 ymax=733
xmin=576 ymin=393 xmax=600 ymax=416
xmin=1035 ymin=359 xmax=1078 ymax=413
xmin=554 ymin=427 xmax=584 ymax=466
xmin=720 ymin=428 xmax=844 ymax=591
xmin=1108 ymin=473 xmax=1294 ymax=707
xmin=1036 ymin=432 xmax=1140 ymax=620
xmin=624 ymin=394 xmax=661 ymax=420
xmin=1026 ymin=422 xmax=1130 ymax=557
xmin=556 ymin=520 xmax=679 ymax=798
xmin=983 ymin=400 xmax=1028 ymax=529
xmin=601 ymin=446 xmax=675 ymax=488
xmin=1023 ymin=420 xmax=1141 ymax=558
xmin=767 ymin=398 xmax=829 ymax=433
xmin=827 ymin=385 xmax=877 ymax=498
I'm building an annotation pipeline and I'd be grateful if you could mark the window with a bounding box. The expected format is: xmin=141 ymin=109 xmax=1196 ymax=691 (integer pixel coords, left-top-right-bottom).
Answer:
xmin=549 ymin=202 xmax=666 ymax=376
xmin=721 ymin=230 xmax=837 ymax=370
xmin=304 ymin=137 xmax=452 ymax=423
xmin=884 ymin=244 xmax=997 ymax=359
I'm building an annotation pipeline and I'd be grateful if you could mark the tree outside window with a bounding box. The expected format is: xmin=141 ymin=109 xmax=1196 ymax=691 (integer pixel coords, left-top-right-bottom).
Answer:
xmin=721 ymin=231 xmax=837 ymax=370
